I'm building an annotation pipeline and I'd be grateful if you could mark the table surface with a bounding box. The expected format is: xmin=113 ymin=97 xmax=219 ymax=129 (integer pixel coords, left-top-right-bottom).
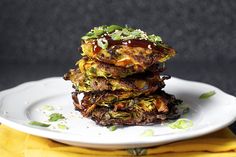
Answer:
xmin=0 ymin=60 xmax=235 ymax=134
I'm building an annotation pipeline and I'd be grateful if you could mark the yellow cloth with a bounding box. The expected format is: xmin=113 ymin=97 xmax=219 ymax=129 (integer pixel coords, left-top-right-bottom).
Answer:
xmin=0 ymin=125 xmax=236 ymax=157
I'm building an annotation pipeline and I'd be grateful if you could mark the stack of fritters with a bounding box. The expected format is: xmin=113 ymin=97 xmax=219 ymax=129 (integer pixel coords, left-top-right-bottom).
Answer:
xmin=64 ymin=25 xmax=181 ymax=126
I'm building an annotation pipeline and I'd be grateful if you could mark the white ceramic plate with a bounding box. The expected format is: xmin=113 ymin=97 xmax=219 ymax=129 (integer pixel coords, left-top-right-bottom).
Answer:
xmin=0 ymin=77 xmax=235 ymax=149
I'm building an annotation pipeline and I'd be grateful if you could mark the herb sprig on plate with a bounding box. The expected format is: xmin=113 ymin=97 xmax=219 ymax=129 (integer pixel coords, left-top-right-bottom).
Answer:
xmin=48 ymin=113 xmax=65 ymax=122
xmin=199 ymin=91 xmax=216 ymax=99
xmin=29 ymin=121 xmax=50 ymax=127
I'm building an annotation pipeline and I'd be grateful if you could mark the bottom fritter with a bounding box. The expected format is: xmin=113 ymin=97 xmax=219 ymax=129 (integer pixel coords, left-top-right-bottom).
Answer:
xmin=73 ymin=91 xmax=182 ymax=126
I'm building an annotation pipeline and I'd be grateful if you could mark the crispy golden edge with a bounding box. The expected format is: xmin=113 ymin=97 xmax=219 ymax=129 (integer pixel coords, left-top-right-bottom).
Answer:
xmin=81 ymin=41 xmax=175 ymax=70
xmin=73 ymin=91 xmax=181 ymax=125
xmin=66 ymin=68 xmax=164 ymax=92
xmin=77 ymin=57 xmax=143 ymax=78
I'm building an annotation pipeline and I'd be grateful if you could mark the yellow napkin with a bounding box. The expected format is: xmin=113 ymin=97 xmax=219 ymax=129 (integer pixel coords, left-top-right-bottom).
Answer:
xmin=0 ymin=125 xmax=236 ymax=157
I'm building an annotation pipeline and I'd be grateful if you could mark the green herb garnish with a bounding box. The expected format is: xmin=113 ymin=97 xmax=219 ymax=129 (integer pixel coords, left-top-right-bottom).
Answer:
xmin=93 ymin=26 xmax=105 ymax=36
xmin=49 ymin=113 xmax=65 ymax=122
xmin=141 ymin=129 xmax=154 ymax=137
xmin=81 ymin=25 xmax=162 ymax=44
xmin=121 ymin=27 xmax=131 ymax=36
xmin=29 ymin=121 xmax=50 ymax=127
xmin=57 ymin=124 xmax=69 ymax=130
xmin=81 ymin=31 xmax=97 ymax=40
xmin=110 ymin=31 xmax=122 ymax=40
xmin=106 ymin=25 xmax=123 ymax=33
xmin=168 ymin=118 xmax=193 ymax=129
xmin=97 ymin=38 xmax=108 ymax=49
xmin=199 ymin=91 xmax=216 ymax=99
xmin=148 ymin=34 xmax=162 ymax=43
xmin=108 ymin=125 xmax=117 ymax=131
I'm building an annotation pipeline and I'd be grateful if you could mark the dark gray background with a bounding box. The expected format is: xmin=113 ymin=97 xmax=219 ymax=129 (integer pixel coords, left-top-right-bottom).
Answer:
xmin=0 ymin=0 xmax=236 ymax=133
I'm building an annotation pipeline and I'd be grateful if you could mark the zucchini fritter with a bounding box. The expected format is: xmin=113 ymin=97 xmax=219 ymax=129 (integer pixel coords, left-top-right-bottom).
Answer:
xmin=81 ymin=86 xmax=160 ymax=106
xmin=77 ymin=57 xmax=163 ymax=79
xmin=73 ymin=91 xmax=181 ymax=126
xmin=66 ymin=68 xmax=165 ymax=92
xmin=81 ymin=41 xmax=175 ymax=71
xmin=77 ymin=57 xmax=139 ymax=78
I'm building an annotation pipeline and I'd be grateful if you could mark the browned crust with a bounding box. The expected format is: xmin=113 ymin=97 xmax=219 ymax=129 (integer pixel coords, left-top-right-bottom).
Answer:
xmin=66 ymin=68 xmax=165 ymax=92
xmin=81 ymin=42 xmax=175 ymax=71
xmin=74 ymin=57 xmax=164 ymax=79
xmin=73 ymin=91 xmax=181 ymax=126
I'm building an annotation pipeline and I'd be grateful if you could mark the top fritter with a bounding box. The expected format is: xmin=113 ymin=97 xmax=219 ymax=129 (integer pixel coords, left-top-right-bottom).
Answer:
xmin=81 ymin=25 xmax=176 ymax=71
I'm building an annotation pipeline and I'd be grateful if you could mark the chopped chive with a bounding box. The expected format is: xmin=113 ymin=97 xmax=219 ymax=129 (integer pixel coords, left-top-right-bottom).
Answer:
xmin=199 ymin=91 xmax=216 ymax=99
xmin=85 ymin=31 xmax=94 ymax=36
xmin=131 ymin=30 xmax=141 ymax=37
xmin=97 ymin=38 xmax=108 ymax=49
xmin=93 ymin=27 xmax=104 ymax=36
xmin=82 ymin=25 xmax=163 ymax=44
xmin=168 ymin=118 xmax=193 ymax=129
xmin=81 ymin=35 xmax=97 ymax=40
xmin=49 ymin=113 xmax=65 ymax=122
xmin=57 ymin=124 xmax=69 ymax=130
xmin=29 ymin=121 xmax=50 ymax=127
xmin=106 ymin=25 xmax=123 ymax=33
xmin=141 ymin=129 xmax=154 ymax=137
xmin=108 ymin=125 xmax=117 ymax=131
xmin=110 ymin=31 xmax=122 ymax=40
xmin=148 ymin=34 xmax=162 ymax=43
xmin=122 ymin=28 xmax=131 ymax=36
